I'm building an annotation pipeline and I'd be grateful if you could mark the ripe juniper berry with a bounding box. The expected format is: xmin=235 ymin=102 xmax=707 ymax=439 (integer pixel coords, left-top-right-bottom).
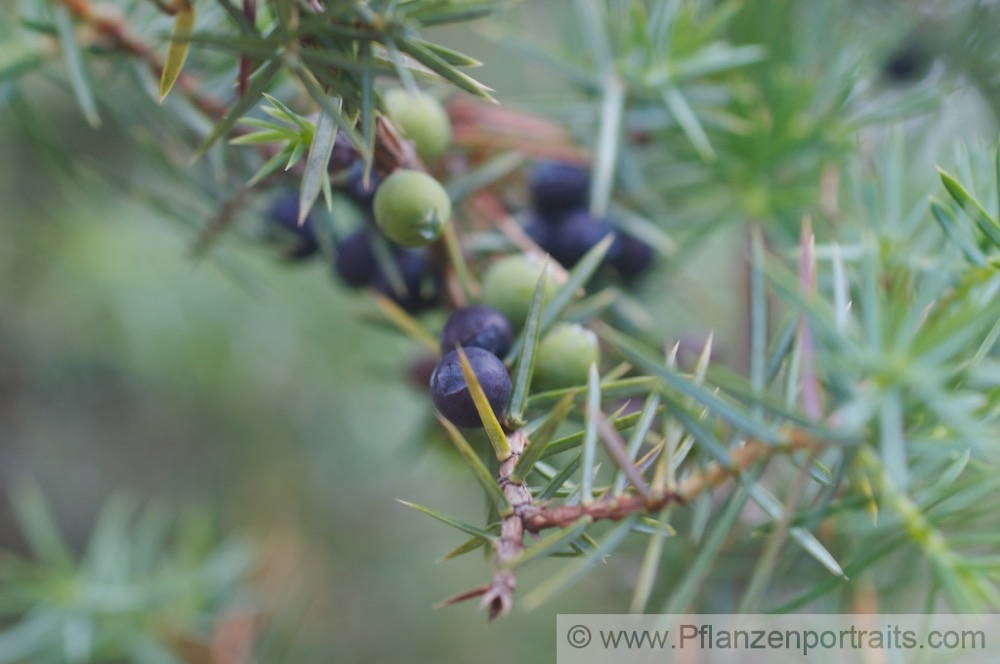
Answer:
xmin=883 ymin=40 xmax=933 ymax=83
xmin=530 ymin=160 xmax=589 ymax=213
xmin=523 ymin=212 xmax=555 ymax=252
xmin=333 ymin=230 xmax=377 ymax=288
xmin=269 ymin=193 xmax=319 ymax=259
xmin=440 ymin=306 xmax=514 ymax=357
xmin=611 ymin=233 xmax=654 ymax=281
xmin=340 ymin=163 xmax=381 ymax=212
xmin=430 ymin=347 xmax=512 ymax=428
xmin=328 ymin=132 xmax=360 ymax=174
xmin=546 ymin=208 xmax=621 ymax=269
xmin=372 ymin=250 xmax=441 ymax=313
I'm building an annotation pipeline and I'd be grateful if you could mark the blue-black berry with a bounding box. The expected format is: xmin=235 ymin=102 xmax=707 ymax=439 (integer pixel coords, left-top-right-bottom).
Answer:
xmin=610 ymin=233 xmax=654 ymax=281
xmin=430 ymin=347 xmax=512 ymax=428
xmin=328 ymin=132 xmax=360 ymax=174
xmin=547 ymin=208 xmax=620 ymax=269
xmin=333 ymin=230 xmax=440 ymax=308
xmin=523 ymin=213 xmax=554 ymax=250
xmin=340 ymin=163 xmax=381 ymax=211
xmin=372 ymin=250 xmax=440 ymax=313
xmin=527 ymin=206 xmax=655 ymax=279
xmin=334 ymin=230 xmax=377 ymax=288
xmin=883 ymin=41 xmax=932 ymax=83
xmin=440 ymin=306 xmax=514 ymax=357
xmin=530 ymin=160 xmax=590 ymax=213
xmin=269 ymin=193 xmax=319 ymax=259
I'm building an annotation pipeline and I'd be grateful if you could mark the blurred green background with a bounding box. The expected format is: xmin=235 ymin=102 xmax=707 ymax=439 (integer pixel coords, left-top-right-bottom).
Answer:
xmin=0 ymin=3 xmax=697 ymax=660
xmin=2 ymin=0 xmax=999 ymax=661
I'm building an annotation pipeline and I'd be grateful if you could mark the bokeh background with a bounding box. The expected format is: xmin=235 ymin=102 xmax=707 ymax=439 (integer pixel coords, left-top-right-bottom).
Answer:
xmin=2 ymin=0 xmax=999 ymax=661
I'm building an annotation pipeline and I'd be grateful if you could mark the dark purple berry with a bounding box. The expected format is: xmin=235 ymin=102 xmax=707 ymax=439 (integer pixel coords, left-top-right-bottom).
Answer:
xmin=530 ymin=160 xmax=589 ymax=213
xmin=334 ymin=231 xmax=440 ymax=307
xmin=334 ymin=230 xmax=377 ymax=288
xmin=328 ymin=132 xmax=360 ymax=173
xmin=440 ymin=306 xmax=514 ymax=357
xmin=430 ymin=348 xmax=512 ymax=428
xmin=408 ymin=353 xmax=439 ymax=392
xmin=548 ymin=208 xmax=621 ymax=269
xmin=373 ymin=250 xmax=440 ymax=313
xmin=883 ymin=41 xmax=932 ymax=83
xmin=611 ymin=233 xmax=654 ymax=280
xmin=340 ymin=163 xmax=381 ymax=211
xmin=269 ymin=193 xmax=319 ymax=259
xmin=523 ymin=213 xmax=555 ymax=253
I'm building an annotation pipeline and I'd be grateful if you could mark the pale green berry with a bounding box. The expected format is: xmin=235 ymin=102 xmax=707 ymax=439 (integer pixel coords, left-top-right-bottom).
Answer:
xmin=373 ymin=170 xmax=451 ymax=247
xmin=384 ymin=89 xmax=452 ymax=163
xmin=480 ymin=254 xmax=559 ymax=329
xmin=533 ymin=323 xmax=600 ymax=391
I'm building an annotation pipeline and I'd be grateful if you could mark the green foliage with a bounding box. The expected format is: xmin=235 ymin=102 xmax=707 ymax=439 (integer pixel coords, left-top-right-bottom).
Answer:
xmin=3 ymin=0 xmax=494 ymax=249
xmin=231 ymin=94 xmax=317 ymax=184
xmin=395 ymin=0 xmax=1000 ymax=618
xmin=2 ymin=0 xmax=1000 ymax=657
xmin=0 ymin=484 xmax=256 ymax=664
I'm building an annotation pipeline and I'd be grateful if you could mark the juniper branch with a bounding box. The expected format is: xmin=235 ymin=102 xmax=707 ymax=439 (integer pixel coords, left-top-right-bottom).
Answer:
xmin=467 ymin=425 xmax=824 ymax=619
xmin=54 ymin=0 xmax=428 ymax=176
xmin=58 ymin=0 xmax=227 ymax=118
xmin=480 ymin=428 xmax=531 ymax=620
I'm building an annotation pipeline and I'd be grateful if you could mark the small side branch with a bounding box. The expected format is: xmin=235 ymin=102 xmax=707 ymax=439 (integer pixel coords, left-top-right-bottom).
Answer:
xmin=467 ymin=430 xmax=821 ymax=619
xmin=521 ymin=491 xmax=677 ymax=532
xmin=62 ymin=0 xmax=228 ymax=119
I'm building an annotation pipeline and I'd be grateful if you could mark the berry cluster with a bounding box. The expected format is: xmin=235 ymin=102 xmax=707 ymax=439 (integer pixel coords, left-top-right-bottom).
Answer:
xmin=264 ymin=90 xmax=453 ymax=313
xmin=524 ymin=161 xmax=654 ymax=280
xmin=263 ymin=93 xmax=656 ymax=430
xmin=267 ymin=175 xmax=443 ymax=313
xmin=431 ymin=306 xmax=513 ymax=427
xmin=429 ymin=304 xmax=602 ymax=428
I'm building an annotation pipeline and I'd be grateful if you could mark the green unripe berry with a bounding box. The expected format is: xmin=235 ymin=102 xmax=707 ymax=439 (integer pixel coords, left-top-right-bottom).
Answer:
xmin=384 ymin=89 xmax=452 ymax=163
xmin=373 ymin=170 xmax=451 ymax=247
xmin=480 ymin=254 xmax=559 ymax=329
xmin=533 ymin=323 xmax=600 ymax=391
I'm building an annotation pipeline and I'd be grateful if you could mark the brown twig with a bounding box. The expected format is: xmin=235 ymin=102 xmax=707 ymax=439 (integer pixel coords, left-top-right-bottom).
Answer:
xmin=458 ymin=424 xmax=824 ymax=619
xmin=480 ymin=429 xmax=532 ymax=620
xmin=447 ymin=97 xmax=589 ymax=163
xmin=521 ymin=492 xmax=676 ymax=531
xmin=73 ymin=3 xmax=228 ymax=119
xmin=190 ymin=188 xmax=252 ymax=257
xmin=237 ymin=0 xmax=257 ymax=96
xmin=433 ymin=584 xmax=490 ymax=609
xmin=373 ymin=115 xmax=421 ymax=175
xmin=797 ymin=219 xmax=823 ymax=421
